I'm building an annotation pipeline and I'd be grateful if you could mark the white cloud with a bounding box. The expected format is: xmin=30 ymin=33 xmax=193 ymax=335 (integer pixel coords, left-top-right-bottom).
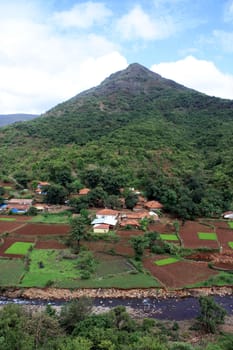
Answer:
xmin=52 ymin=1 xmax=112 ymax=29
xmin=0 ymin=3 xmax=127 ymax=114
xmin=116 ymin=5 xmax=175 ymax=40
xmin=151 ymin=56 xmax=233 ymax=100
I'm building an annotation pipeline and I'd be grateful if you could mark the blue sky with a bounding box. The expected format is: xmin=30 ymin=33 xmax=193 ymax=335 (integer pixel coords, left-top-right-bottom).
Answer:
xmin=1 ymin=0 xmax=233 ymax=113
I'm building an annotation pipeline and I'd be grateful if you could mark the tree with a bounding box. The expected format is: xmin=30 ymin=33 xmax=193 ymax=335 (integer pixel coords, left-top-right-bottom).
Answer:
xmin=87 ymin=186 xmax=107 ymax=207
xmin=69 ymin=215 xmax=89 ymax=253
xmin=0 ymin=304 xmax=33 ymax=350
xmin=26 ymin=311 xmax=63 ymax=349
xmin=124 ymin=192 xmax=138 ymax=210
xmin=131 ymin=235 xmax=148 ymax=260
xmin=194 ymin=296 xmax=226 ymax=333
xmin=44 ymin=184 xmax=68 ymax=204
xmin=48 ymin=163 xmax=72 ymax=187
xmin=59 ymin=298 xmax=93 ymax=334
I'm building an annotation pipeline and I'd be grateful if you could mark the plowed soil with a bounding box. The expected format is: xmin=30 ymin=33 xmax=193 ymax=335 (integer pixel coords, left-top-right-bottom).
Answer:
xmin=34 ymin=240 xmax=66 ymax=249
xmin=214 ymin=221 xmax=233 ymax=251
xmin=143 ymin=255 xmax=218 ymax=288
xmin=0 ymin=222 xmax=25 ymax=233
xmin=13 ymin=223 xmax=70 ymax=236
xmin=179 ymin=221 xmax=219 ymax=249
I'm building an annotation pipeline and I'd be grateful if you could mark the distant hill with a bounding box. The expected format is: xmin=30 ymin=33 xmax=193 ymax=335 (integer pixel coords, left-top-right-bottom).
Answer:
xmin=0 ymin=113 xmax=38 ymax=127
xmin=0 ymin=63 xmax=233 ymax=219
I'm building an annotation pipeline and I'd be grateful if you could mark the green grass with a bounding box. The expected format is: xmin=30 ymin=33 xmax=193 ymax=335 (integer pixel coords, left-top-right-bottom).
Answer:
xmin=95 ymin=258 xmax=135 ymax=277
xmin=20 ymin=249 xmax=81 ymax=287
xmin=228 ymin=222 xmax=233 ymax=229
xmin=56 ymin=272 xmax=160 ymax=289
xmin=0 ymin=217 xmax=16 ymax=222
xmin=155 ymin=257 xmax=179 ymax=266
xmin=159 ymin=234 xmax=178 ymax=241
xmin=228 ymin=242 xmax=233 ymax=249
xmin=0 ymin=259 xmax=25 ymax=286
xmin=189 ymin=272 xmax=233 ymax=287
xmin=20 ymin=248 xmax=160 ymax=288
xmin=29 ymin=213 xmax=71 ymax=224
xmin=198 ymin=232 xmax=217 ymax=240
xmin=5 ymin=242 xmax=33 ymax=255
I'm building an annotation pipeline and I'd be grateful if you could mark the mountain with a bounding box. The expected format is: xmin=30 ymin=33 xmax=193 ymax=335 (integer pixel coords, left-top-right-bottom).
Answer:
xmin=0 ymin=63 xmax=233 ymax=219
xmin=0 ymin=113 xmax=38 ymax=127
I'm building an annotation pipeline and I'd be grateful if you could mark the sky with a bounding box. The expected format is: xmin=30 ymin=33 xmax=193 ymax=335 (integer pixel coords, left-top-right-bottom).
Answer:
xmin=1 ymin=0 xmax=233 ymax=114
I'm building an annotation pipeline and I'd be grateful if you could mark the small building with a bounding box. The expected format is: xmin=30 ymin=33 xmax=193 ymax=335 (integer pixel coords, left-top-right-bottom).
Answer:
xmin=223 ymin=211 xmax=233 ymax=219
xmin=144 ymin=200 xmax=163 ymax=211
xmin=36 ymin=182 xmax=50 ymax=195
xmin=91 ymin=208 xmax=119 ymax=230
xmin=78 ymin=188 xmax=90 ymax=195
xmin=7 ymin=198 xmax=33 ymax=206
xmin=120 ymin=219 xmax=140 ymax=228
xmin=93 ymin=224 xmax=110 ymax=234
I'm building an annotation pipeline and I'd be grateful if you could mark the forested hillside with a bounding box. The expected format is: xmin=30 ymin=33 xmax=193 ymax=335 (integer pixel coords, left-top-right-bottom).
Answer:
xmin=1 ymin=63 xmax=233 ymax=219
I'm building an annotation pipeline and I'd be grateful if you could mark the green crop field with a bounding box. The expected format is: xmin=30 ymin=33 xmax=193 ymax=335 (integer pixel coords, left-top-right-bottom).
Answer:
xmin=20 ymin=249 xmax=81 ymax=287
xmin=5 ymin=242 xmax=33 ymax=255
xmin=155 ymin=257 xmax=179 ymax=266
xmin=56 ymin=272 xmax=160 ymax=289
xmin=198 ymin=232 xmax=217 ymax=240
xmin=0 ymin=217 xmax=16 ymax=222
xmin=228 ymin=222 xmax=233 ymax=229
xmin=0 ymin=259 xmax=24 ymax=285
xmin=30 ymin=213 xmax=71 ymax=224
xmin=159 ymin=234 xmax=178 ymax=241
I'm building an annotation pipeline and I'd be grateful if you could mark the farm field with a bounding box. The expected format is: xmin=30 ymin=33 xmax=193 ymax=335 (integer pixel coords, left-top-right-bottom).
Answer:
xmin=0 ymin=215 xmax=233 ymax=289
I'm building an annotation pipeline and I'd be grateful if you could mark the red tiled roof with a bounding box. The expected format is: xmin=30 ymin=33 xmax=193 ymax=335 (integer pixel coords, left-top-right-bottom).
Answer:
xmin=145 ymin=200 xmax=163 ymax=209
xmin=122 ymin=211 xmax=150 ymax=219
xmin=38 ymin=182 xmax=50 ymax=186
xmin=120 ymin=219 xmax=140 ymax=227
xmin=79 ymin=188 xmax=90 ymax=195
xmin=96 ymin=209 xmax=119 ymax=216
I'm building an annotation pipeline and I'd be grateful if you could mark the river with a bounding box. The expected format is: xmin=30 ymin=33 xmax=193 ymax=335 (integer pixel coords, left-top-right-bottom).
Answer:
xmin=1 ymin=295 xmax=233 ymax=321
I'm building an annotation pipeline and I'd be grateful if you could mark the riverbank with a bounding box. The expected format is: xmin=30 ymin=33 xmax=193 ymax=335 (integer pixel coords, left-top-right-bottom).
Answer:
xmin=2 ymin=285 xmax=233 ymax=301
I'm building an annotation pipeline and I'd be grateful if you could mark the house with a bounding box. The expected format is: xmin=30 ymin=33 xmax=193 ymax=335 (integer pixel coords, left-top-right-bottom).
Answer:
xmin=223 ymin=211 xmax=233 ymax=219
xmin=7 ymin=198 xmax=33 ymax=206
xmin=133 ymin=195 xmax=147 ymax=211
xmin=120 ymin=219 xmax=140 ymax=228
xmin=36 ymin=182 xmax=50 ymax=195
xmin=93 ymin=224 xmax=110 ymax=234
xmin=78 ymin=188 xmax=90 ymax=195
xmin=144 ymin=200 xmax=163 ymax=211
xmin=96 ymin=209 xmax=119 ymax=220
xmin=121 ymin=210 xmax=151 ymax=220
xmin=91 ymin=209 xmax=119 ymax=229
xmin=7 ymin=204 xmax=29 ymax=214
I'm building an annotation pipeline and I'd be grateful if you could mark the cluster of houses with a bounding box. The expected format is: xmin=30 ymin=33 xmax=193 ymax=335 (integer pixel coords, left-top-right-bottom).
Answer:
xmin=91 ymin=200 xmax=163 ymax=233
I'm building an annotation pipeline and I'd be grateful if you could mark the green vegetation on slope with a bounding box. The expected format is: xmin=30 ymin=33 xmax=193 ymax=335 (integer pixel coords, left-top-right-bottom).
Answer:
xmin=0 ymin=64 xmax=233 ymax=219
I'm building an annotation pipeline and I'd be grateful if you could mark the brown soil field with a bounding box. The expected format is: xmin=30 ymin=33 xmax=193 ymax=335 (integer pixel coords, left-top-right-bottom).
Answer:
xmin=34 ymin=240 xmax=66 ymax=249
xmin=214 ymin=221 xmax=233 ymax=251
xmin=148 ymin=222 xmax=176 ymax=233
xmin=0 ymin=221 xmax=25 ymax=233
xmin=179 ymin=221 xmax=219 ymax=249
xmin=143 ymin=255 xmax=218 ymax=288
xmin=0 ymin=237 xmax=34 ymax=258
xmin=117 ymin=230 xmax=144 ymax=238
xmin=13 ymin=223 xmax=70 ymax=236
xmin=83 ymin=238 xmax=134 ymax=257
